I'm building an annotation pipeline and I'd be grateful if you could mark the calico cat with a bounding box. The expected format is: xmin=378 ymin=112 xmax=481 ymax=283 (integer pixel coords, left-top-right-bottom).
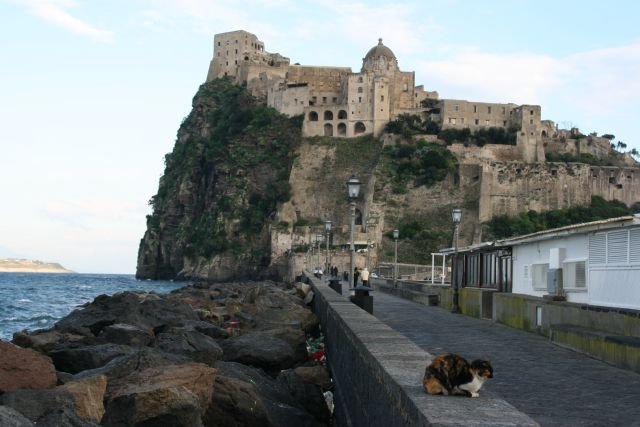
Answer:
xmin=422 ymin=353 xmax=493 ymax=398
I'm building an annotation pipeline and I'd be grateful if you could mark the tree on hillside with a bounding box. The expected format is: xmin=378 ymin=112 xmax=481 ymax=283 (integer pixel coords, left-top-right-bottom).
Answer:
xmin=617 ymin=141 xmax=627 ymax=151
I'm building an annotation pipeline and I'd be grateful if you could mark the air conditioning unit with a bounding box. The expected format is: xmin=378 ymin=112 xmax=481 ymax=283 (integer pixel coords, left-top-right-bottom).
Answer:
xmin=547 ymin=268 xmax=564 ymax=296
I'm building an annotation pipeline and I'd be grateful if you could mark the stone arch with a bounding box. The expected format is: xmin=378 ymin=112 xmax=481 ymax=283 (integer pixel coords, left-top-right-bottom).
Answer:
xmin=358 ymin=76 xmax=364 ymax=83
xmin=354 ymin=122 xmax=366 ymax=135
xmin=309 ymin=111 xmax=318 ymax=121
xmin=337 ymin=123 xmax=346 ymax=136
xmin=244 ymin=56 xmax=249 ymax=61
xmin=324 ymin=123 xmax=333 ymax=137
xmin=338 ymin=110 xmax=347 ymax=119
xmin=324 ymin=110 xmax=333 ymax=120
xmin=541 ymin=130 xmax=547 ymax=137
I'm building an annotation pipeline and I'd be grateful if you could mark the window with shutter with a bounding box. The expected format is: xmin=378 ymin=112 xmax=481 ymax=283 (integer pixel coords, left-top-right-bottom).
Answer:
xmin=589 ymin=233 xmax=606 ymax=265
xmin=630 ymin=228 xmax=640 ymax=264
xmin=607 ymin=230 xmax=628 ymax=264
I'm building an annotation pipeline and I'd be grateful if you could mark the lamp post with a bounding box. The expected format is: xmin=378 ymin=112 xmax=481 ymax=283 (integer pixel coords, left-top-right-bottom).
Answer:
xmin=393 ymin=229 xmax=399 ymax=287
xmin=347 ymin=174 xmax=361 ymax=288
xmin=325 ymin=220 xmax=332 ymax=277
xmin=451 ymin=208 xmax=462 ymax=313
xmin=366 ymin=238 xmax=371 ymax=270
xmin=316 ymin=233 xmax=322 ymax=273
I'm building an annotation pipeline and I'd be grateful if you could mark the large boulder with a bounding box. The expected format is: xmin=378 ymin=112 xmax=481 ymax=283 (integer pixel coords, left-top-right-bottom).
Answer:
xmin=0 ymin=405 xmax=33 ymax=427
xmin=12 ymin=330 xmax=87 ymax=354
xmin=102 ymin=362 xmax=216 ymax=427
xmin=154 ymin=326 xmax=223 ymax=365
xmin=277 ymin=369 xmax=330 ymax=424
xmin=0 ymin=341 xmax=57 ymax=392
xmin=58 ymin=375 xmax=107 ymax=423
xmin=221 ymin=330 xmax=306 ymax=372
xmin=294 ymin=365 xmax=333 ymax=389
xmin=213 ymin=362 xmax=326 ymax=427
xmin=204 ymin=375 xmax=270 ymax=427
xmin=0 ymin=388 xmax=75 ymax=422
xmin=99 ymin=323 xmax=154 ymax=347
xmin=54 ymin=291 xmax=199 ymax=337
xmin=49 ymin=343 xmax=136 ymax=374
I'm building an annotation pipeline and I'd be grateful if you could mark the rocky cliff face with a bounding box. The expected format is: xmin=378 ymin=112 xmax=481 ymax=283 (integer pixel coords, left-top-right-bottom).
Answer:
xmin=136 ymin=79 xmax=301 ymax=280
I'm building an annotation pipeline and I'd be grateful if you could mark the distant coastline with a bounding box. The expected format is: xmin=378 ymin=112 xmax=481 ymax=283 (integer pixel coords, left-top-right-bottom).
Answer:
xmin=0 ymin=258 xmax=74 ymax=274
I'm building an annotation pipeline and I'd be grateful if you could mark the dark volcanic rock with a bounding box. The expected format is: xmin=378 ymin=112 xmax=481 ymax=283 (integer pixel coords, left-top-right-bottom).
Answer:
xmin=204 ymin=374 xmax=270 ymax=427
xmin=0 ymin=389 xmax=75 ymax=422
xmin=0 ymin=405 xmax=32 ymax=427
xmin=155 ymin=327 xmax=223 ymax=366
xmin=49 ymin=343 xmax=136 ymax=374
xmin=221 ymin=330 xmax=305 ymax=371
xmin=213 ymin=362 xmax=325 ymax=427
xmin=54 ymin=291 xmax=198 ymax=336
xmin=99 ymin=323 xmax=155 ymax=347
xmin=277 ymin=369 xmax=330 ymax=424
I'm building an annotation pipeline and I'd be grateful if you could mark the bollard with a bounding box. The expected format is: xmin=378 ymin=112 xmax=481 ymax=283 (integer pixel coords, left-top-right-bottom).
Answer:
xmin=349 ymin=284 xmax=374 ymax=314
xmin=328 ymin=278 xmax=342 ymax=294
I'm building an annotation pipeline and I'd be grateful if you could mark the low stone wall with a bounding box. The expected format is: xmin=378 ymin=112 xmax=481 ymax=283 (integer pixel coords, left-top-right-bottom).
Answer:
xmin=305 ymin=273 xmax=538 ymax=426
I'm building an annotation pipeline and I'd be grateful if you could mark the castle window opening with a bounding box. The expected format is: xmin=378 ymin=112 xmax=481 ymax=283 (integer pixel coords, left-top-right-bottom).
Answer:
xmin=226 ymin=50 xmax=228 ymax=56
xmin=226 ymin=61 xmax=228 ymax=66
xmin=530 ymin=110 xmax=534 ymax=115
xmin=324 ymin=123 xmax=333 ymax=136
xmin=359 ymin=97 xmax=362 ymax=103
xmin=323 ymin=97 xmax=327 ymax=104
xmin=530 ymin=119 xmax=534 ymax=124
xmin=617 ymin=184 xmax=623 ymax=189
xmin=609 ymin=177 xmax=616 ymax=184
xmin=338 ymin=110 xmax=347 ymax=119
xmin=381 ymin=95 xmax=384 ymax=101
xmin=217 ymin=41 xmax=221 ymax=46
xmin=244 ymin=56 xmax=248 ymax=60
xmin=358 ymin=76 xmax=363 ymax=83
xmin=475 ymin=119 xmax=479 ymax=125
xmin=488 ymin=106 xmax=492 ymax=114
xmin=503 ymin=121 xmax=507 ymax=126
xmin=541 ymin=130 xmax=547 ymax=137
xmin=455 ymin=105 xmax=459 ymax=111
xmin=502 ymin=107 xmax=506 ymax=114
xmin=324 ymin=111 xmax=333 ymax=120
xmin=309 ymin=111 xmax=319 ymax=121
xmin=333 ymin=97 xmax=337 ymax=103
xmin=358 ymin=87 xmax=363 ymax=93
xmin=235 ymin=49 xmax=238 ymax=54
xmin=474 ymin=105 xmax=477 ymax=113
xmin=354 ymin=122 xmax=366 ymax=135
xmin=338 ymin=123 xmax=346 ymax=135
xmin=235 ymin=60 xmax=237 ymax=64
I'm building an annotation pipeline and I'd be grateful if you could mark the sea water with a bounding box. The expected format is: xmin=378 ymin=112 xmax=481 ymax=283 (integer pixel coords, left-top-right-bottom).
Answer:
xmin=0 ymin=272 xmax=186 ymax=340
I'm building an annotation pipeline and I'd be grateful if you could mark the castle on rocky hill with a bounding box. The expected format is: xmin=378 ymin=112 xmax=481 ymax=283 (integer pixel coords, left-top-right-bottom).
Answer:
xmin=206 ymin=29 xmax=566 ymax=162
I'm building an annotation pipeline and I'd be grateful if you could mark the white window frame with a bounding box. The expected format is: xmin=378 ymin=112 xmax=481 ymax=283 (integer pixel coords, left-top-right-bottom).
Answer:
xmin=562 ymin=258 xmax=587 ymax=292
xmin=531 ymin=263 xmax=549 ymax=291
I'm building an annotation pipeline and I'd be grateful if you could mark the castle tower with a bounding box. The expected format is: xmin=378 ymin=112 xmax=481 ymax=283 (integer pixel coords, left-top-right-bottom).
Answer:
xmin=361 ymin=38 xmax=398 ymax=76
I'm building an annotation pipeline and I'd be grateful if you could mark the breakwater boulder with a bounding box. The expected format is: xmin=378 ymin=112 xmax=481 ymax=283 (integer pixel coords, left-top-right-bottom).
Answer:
xmin=6 ymin=280 xmax=331 ymax=426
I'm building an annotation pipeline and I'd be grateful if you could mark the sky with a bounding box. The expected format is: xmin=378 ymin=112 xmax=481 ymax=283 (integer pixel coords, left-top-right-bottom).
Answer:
xmin=1 ymin=0 xmax=639 ymax=274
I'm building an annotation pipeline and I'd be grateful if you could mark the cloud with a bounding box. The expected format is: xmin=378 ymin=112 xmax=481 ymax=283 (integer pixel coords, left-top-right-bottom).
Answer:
xmin=414 ymin=42 xmax=640 ymax=122
xmin=14 ymin=0 xmax=113 ymax=43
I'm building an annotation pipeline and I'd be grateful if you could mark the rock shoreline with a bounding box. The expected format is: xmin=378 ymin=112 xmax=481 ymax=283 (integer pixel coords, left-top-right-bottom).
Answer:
xmin=0 ymin=280 xmax=332 ymax=426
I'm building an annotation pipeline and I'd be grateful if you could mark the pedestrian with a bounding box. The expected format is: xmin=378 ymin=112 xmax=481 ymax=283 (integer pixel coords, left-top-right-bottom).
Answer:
xmin=354 ymin=267 xmax=360 ymax=287
xmin=361 ymin=267 xmax=369 ymax=286
xmin=343 ymin=270 xmax=348 ymax=282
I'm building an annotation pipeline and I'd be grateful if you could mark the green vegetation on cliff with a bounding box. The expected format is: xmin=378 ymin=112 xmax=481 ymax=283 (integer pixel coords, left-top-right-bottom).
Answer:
xmin=141 ymin=78 xmax=301 ymax=277
xmin=485 ymin=196 xmax=640 ymax=239
xmin=379 ymin=139 xmax=458 ymax=193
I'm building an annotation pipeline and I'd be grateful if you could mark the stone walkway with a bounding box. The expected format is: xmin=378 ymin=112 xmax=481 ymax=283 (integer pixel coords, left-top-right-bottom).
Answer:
xmin=371 ymin=290 xmax=640 ymax=427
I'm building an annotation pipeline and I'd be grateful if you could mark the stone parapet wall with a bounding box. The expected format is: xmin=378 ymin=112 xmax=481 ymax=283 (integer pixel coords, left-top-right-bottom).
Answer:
xmin=305 ymin=273 xmax=538 ymax=426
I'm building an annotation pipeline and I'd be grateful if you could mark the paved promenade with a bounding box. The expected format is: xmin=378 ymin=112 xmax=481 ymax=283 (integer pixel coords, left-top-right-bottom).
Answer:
xmin=370 ymin=290 xmax=640 ymax=427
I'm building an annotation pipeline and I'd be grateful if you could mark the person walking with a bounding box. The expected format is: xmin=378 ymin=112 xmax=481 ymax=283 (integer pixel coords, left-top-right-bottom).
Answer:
xmin=361 ymin=267 xmax=370 ymax=287
xmin=354 ymin=267 xmax=360 ymax=287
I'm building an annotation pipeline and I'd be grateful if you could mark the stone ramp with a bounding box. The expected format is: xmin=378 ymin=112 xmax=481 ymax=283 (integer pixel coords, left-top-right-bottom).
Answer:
xmin=306 ymin=273 xmax=539 ymax=426
xmin=371 ymin=291 xmax=640 ymax=427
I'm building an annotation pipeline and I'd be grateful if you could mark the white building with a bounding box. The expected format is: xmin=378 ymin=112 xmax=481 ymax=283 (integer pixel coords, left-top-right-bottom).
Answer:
xmin=448 ymin=215 xmax=640 ymax=310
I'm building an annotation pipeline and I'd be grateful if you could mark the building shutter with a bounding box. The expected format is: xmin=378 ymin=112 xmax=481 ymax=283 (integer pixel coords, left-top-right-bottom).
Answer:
xmin=630 ymin=228 xmax=640 ymax=264
xmin=607 ymin=230 xmax=629 ymax=264
xmin=589 ymin=233 xmax=606 ymax=265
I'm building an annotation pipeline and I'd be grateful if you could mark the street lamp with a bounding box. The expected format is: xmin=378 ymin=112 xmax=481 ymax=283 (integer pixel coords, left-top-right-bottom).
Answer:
xmin=325 ymin=220 xmax=332 ymax=277
xmin=393 ymin=229 xmax=399 ymax=287
xmin=347 ymin=174 xmax=361 ymax=288
xmin=451 ymin=208 xmax=462 ymax=313
xmin=316 ymin=233 xmax=322 ymax=274
xmin=366 ymin=238 xmax=372 ymax=270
